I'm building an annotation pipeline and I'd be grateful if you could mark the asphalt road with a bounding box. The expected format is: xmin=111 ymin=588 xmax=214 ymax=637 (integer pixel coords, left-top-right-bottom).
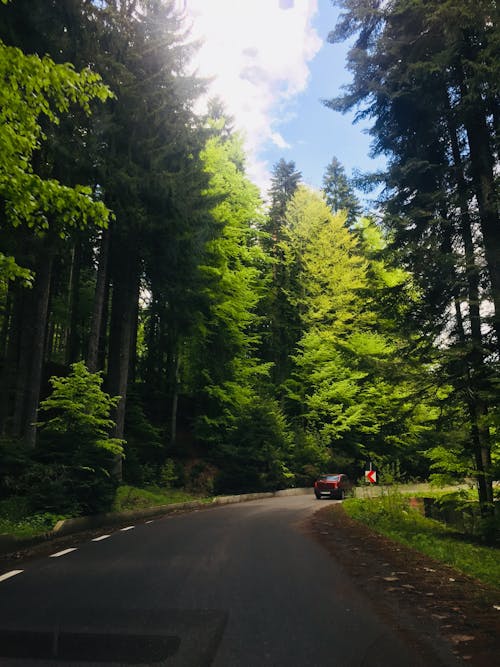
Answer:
xmin=0 ymin=495 xmax=458 ymax=666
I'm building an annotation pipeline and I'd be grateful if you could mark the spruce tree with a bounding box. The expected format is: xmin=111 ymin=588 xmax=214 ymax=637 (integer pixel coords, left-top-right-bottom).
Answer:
xmin=322 ymin=156 xmax=361 ymax=226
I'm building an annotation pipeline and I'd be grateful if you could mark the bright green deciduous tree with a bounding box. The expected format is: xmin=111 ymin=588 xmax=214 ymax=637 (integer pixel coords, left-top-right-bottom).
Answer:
xmin=38 ymin=361 xmax=124 ymax=457
xmin=0 ymin=39 xmax=112 ymax=278
xmin=284 ymin=187 xmax=436 ymax=475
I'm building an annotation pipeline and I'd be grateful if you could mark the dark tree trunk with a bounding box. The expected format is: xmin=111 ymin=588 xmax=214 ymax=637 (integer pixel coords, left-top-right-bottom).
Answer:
xmin=67 ymin=239 xmax=82 ymax=364
xmin=442 ymin=198 xmax=494 ymax=515
xmin=87 ymin=229 xmax=110 ymax=372
xmin=107 ymin=242 xmax=140 ymax=479
xmin=11 ymin=291 xmax=35 ymax=439
xmin=128 ymin=292 xmax=140 ymax=385
xmin=0 ymin=284 xmax=23 ymax=436
xmin=165 ymin=319 xmax=180 ymax=447
xmin=23 ymin=243 xmax=55 ymax=448
xmin=458 ymin=82 xmax=500 ymax=349
xmin=0 ymin=283 xmax=13 ymax=360
xmin=446 ymin=103 xmax=483 ymax=349
xmin=98 ymin=278 xmax=110 ymax=373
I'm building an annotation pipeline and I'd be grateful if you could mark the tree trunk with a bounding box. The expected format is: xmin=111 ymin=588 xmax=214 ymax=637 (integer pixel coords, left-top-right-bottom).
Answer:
xmin=67 ymin=240 xmax=82 ymax=364
xmin=11 ymin=290 xmax=35 ymax=438
xmin=87 ymin=229 xmax=110 ymax=372
xmin=442 ymin=201 xmax=493 ymax=515
xmin=23 ymin=244 xmax=55 ymax=448
xmin=457 ymin=68 xmax=500 ymax=349
xmin=169 ymin=341 xmax=181 ymax=447
xmin=0 ymin=283 xmax=12 ymax=361
xmin=98 ymin=278 xmax=110 ymax=373
xmin=128 ymin=292 xmax=140 ymax=386
xmin=0 ymin=284 xmax=23 ymax=436
xmin=107 ymin=243 xmax=140 ymax=479
xmin=446 ymin=102 xmax=483 ymax=348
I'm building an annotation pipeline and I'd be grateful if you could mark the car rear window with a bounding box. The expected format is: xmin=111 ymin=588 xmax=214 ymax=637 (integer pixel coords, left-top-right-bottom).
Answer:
xmin=320 ymin=475 xmax=340 ymax=481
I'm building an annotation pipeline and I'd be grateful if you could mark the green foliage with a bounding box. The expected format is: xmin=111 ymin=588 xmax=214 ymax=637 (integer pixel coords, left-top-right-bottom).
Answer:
xmin=3 ymin=0 xmax=496 ymax=510
xmin=426 ymin=445 xmax=474 ymax=486
xmin=0 ymin=39 xmax=112 ymax=244
xmin=322 ymin=156 xmax=361 ymax=226
xmin=122 ymin=390 xmax=163 ymax=485
xmin=268 ymin=158 xmax=302 ymax=225
xmin=211 ymin=394 xmax=295 ymax=494
xmin=375 ymin=460 xmax=410 ymax=486
xmin=0 ymin=438 xmax=31 ymax=499
xmin=189 ymin=126 xmax=289 ymax=491
xmin=327 ymin=0 xmax=498 ymax=509
xmin=34 ymin=362 xmax=124 ymax=514
xmin=288 ymin=430 xmax=331 ymax=486
xmin=159 ymin=459 xmax=178 ymax=488
xmin=0 ymin=253 xmax=33 ymax=287
xmin=283 ymin=187 xmax=434 ymax=475
xmin=38 ymin=362 xmax=124 ymax=455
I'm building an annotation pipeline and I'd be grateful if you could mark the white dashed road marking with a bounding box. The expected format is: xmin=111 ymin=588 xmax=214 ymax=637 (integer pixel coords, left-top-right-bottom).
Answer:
xmin=0 ymin=570 xmax=23 ymax=583
xmin=1 ymin=522 xmax=141 ymax=580
xmin=49 ymin=548 xmax=78 ymax=558
xmin=145 ymin=520 xmax=154 ymax=524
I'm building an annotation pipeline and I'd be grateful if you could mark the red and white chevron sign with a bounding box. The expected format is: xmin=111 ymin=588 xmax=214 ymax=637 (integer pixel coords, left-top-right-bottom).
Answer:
xmin=365 ymin=470 xmax=377 ymax=484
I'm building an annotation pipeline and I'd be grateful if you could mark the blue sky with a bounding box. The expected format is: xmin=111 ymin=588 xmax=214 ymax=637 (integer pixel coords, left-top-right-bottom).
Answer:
xmin=185 ymin=0 xmax=386 ymax=198
xmin=260 ymin=0 xmax=386 ymax=192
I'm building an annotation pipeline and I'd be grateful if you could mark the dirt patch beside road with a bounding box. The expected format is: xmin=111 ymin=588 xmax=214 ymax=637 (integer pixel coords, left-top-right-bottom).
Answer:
xmin=308 ymin=504 xmax=500 ymax=667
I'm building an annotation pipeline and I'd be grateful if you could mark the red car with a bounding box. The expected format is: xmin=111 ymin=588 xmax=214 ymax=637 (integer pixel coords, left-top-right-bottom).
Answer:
xmin=314 ymin=473 xmax=352 ymax=500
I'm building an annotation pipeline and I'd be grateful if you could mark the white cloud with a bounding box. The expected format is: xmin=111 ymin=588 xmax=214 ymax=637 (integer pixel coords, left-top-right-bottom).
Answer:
xmin=270 ymin=131 xmax=291 ymax=149
xmin=184 ymin=0 xmax=321 ymax=193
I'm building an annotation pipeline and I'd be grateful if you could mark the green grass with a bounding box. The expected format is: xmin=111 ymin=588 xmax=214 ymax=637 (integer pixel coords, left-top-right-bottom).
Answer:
xmin=0 ymin=485 xmax=210 ymax=539
xmin=343 ymin=493 xmax=500 ymax=589
xmin=112 ymin=485 xmax=210 ymax=512
xmin=0 ymin=497 xmax=65 ymax=538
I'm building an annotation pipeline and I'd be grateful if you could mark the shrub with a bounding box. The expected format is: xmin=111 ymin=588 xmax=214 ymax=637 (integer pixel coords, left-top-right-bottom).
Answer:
xmin=34 ymin=361 xmax=124 ymax=515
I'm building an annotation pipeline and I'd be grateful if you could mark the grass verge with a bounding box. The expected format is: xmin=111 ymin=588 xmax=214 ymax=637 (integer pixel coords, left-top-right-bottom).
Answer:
xmin=112 ymin=485 xmax=210 ymax=512
xmin=343 ymin=492 xmax=500 ymax=589
xmin=0 ymin=486 xmax=209 ymax=539
xmin=0 ymin=496 xmax=65 ymax=538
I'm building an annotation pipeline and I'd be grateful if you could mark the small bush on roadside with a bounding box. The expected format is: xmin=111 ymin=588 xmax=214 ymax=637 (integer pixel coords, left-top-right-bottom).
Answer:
xmin=35 ymin=361 xmax=124 ymax=515
xmin=159 ymin=459 xmax=178 ymax=488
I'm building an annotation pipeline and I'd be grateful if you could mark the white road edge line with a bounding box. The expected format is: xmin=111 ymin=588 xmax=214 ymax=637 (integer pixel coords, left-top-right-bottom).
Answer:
xmin=120 ymin=526 xmax=135 ymax=531
xmin=0 ymin=570 xmax=23 ymax=583
xmin=49 ymin=548 xmax=78 ymax=558
xmin=92 ymin=534 xmax=111 ymax=542
xmin=145 ymin=520 xmax=154 ymax=524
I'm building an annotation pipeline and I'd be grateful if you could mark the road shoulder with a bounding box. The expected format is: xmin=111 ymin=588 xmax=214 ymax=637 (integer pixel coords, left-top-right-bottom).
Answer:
xmin=307 ymin=504 xmax=499 ymax=667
